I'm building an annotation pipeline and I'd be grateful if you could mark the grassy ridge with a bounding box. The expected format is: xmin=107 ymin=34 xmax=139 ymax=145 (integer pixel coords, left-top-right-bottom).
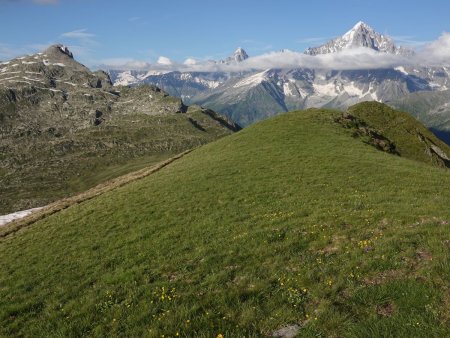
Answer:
xmin=1 ymin=108 xmax=449 ymax=337
xmin=349 ymin=102 xmax=450 ymax=167
xmin=388 ymin=89 xmax=450 ymax=143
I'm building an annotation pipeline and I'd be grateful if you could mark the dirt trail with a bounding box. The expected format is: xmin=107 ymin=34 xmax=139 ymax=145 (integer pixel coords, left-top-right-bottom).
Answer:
xmin=0 ymin=149 xmax=192 ymax=238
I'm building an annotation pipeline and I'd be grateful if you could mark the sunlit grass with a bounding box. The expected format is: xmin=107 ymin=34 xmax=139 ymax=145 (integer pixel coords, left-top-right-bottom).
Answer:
xmin=0 ymin=108 xmax=449 ymax=337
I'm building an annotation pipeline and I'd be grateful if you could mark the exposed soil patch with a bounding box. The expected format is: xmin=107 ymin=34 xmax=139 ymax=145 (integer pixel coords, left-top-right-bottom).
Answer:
xmin=376 ymin=301 xmax=396 ymax=317
xmin=363 ymin=269 xmax=405 ymax=286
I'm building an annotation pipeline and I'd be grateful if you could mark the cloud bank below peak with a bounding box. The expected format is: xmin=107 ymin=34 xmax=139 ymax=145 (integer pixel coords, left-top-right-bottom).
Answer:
xmin=100 ymin=32 xmax=450 ymax=72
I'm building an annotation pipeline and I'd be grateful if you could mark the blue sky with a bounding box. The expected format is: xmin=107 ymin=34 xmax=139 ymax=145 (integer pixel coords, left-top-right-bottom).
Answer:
xmin=0 ymin=0 xmax=449 ymax=67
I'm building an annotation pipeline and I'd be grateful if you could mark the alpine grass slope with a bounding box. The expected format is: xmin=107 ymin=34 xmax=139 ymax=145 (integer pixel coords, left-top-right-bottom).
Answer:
xmin=0 ymin=103 xmax=449 ymax=337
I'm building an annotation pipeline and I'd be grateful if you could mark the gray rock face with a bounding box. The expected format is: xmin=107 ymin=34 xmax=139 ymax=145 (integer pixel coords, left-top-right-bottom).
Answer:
xmin=46 ymin=44 xmax=74 ymax=59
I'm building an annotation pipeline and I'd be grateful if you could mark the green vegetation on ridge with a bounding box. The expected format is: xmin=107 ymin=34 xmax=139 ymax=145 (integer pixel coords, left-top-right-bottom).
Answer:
xmin=0 ymin=104 xmax=449 ymax=337
xmin=348 ymin=102 xmax=450 ymax=168
xmin=388 ymin=89 xmax=450 ymax=145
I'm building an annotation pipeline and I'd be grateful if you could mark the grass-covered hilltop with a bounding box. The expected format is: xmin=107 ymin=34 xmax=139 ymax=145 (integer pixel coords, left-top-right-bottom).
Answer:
xmin=1 ymin=102 xmax=449 ymax=337
xmin=0 ymin=45 xmax=239 ymax=214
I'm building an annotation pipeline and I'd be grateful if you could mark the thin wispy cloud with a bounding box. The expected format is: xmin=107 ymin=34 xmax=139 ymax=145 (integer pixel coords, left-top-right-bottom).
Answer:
xmin=99 ymin=58 xmax=151 ymax=70
xmin=297 ymin=37 xmax=330 ymax=44
xmin=391 ymin=35 xmax=432 ymax=47
xmin=61 ymin=29 xmax=95 ymax=41
xmin=60 ymin=28 xmax=97 ymax=57
xmin=59 ymin=28 xmax=99 ymax=63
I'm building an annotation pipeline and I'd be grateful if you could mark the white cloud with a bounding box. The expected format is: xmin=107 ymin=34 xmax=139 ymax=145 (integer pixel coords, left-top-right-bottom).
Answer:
xmin=99 ymin=58 xmax=151 ymax=70
xmin=418 ymin=32 xmax=450 ymax=66
xmin=113 ymin=48 xmax=411 ymax=73
xmin=235 ymin=48 xmax=406 ymax=71
xmin=157 ymin=56 xmax=172 ymax=65
xmin=101 ymin=32 xmax=450 ymax=73
xmin=183 ymin=58 xmax=197 ymax=65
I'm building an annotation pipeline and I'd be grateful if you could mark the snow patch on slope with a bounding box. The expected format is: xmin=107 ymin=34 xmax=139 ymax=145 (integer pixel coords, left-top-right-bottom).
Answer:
xmin=0 ymin=207 xmax=43 ymax=227
xmin=233 ymin=70 xmax=270 ymax=88
xmin=114 ymin=71 xmax=138 ymax=86
xmin=395 ymin=66 xmax=409 ymax=75
xmin=313 ymin=83 xmax=338 ymax=96
xmin=344 ymin=82 xmax=364 ymax=97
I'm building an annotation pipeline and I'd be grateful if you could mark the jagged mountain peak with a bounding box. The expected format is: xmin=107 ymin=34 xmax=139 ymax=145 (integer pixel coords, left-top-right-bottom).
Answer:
xmin=342 ymin=21 xmax=375 ymax=38
xmin=220 ymin=47 xmax=249 ymax=64
xmin=45 ymin=44 xmax=74 ymax=59
xmin=233 ymin=47 xmax=249 ymax=61
xmin=0 ymin=43 xmax=111 ymax=90
xmin=305 ymin=21 xmax=413 ymax=56
xmin=348 ymin=20 xmax=370 ymax=30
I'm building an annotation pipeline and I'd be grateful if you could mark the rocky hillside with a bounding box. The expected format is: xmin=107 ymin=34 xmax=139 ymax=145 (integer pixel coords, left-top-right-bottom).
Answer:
xmin=0 ymin=45 xmax=240 ymax=214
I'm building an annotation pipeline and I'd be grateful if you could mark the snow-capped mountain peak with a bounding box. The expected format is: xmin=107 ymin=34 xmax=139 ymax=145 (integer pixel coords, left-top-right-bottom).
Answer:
xmin=220 ymin=47 xmax=249 ymax=64
xmin=233 ymin=47 xmax=249 ymax=62
xmin=342 ymin=21 xmax=373 ymax=40
xmin=305 ymin=21 xmax=413 ymax=56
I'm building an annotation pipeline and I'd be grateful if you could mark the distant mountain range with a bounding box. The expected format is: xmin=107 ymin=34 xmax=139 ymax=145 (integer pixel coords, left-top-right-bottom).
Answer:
xmin=107 ymin=21 xmax=450 ymax=139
